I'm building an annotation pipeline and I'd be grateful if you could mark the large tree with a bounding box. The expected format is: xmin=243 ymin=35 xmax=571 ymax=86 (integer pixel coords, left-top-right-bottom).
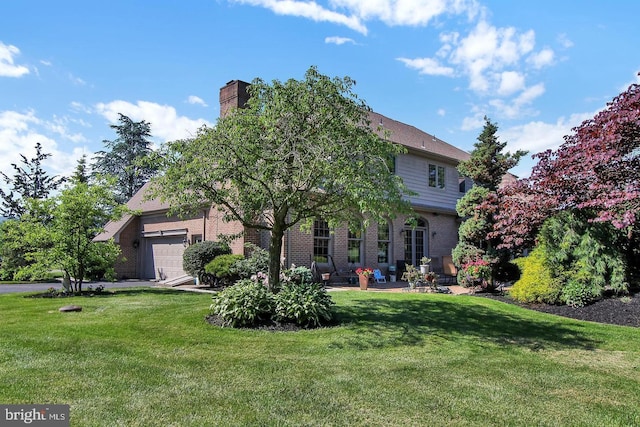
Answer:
xmin=93 ymin=114 xmax=158 ymax=204
xmin=149 ymin=66 xmax=412 ymax=289
xmin=453 ymin=117 xmax=526 ymax=287
xmin=494 ymin=76 xmax=640 ymax=253
xmin=0 ymin=142 xmax=66 ymax=218
xmin=19 ymin=174 xmax=124 ymax=293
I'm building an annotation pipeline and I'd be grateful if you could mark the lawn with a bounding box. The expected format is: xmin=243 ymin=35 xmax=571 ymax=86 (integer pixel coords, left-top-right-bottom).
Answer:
xmin=1 ymin=288 xmax=639 ymax=426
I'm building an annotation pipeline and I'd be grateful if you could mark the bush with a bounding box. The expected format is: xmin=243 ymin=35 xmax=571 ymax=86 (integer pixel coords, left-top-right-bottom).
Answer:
xmin=209 ymin=279 xmax=274 ymax=327
xmin=273 ymin=282 xmax=334 ymax=327
xmin=510 ymin=246 xmax=562 ymax=304
xmin=205 ymin=254 xmax=244 ymax=285
xmin=183 ymin=241 xmax=231 ymax=283
xmin=208 ymin=264 xmax=335 ymax=328
xmin=561 ymin=279 xmax=602 ymax=308
xmin=228 ymin=243 xmax=269 ymax=279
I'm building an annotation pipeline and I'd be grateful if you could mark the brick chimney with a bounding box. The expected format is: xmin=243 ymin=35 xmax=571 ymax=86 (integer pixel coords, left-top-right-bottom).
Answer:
xmin=219 ymin=80 xmax=250 ymax=118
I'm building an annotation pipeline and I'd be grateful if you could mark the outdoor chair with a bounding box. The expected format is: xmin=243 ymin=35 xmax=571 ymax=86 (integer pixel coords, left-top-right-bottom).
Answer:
xmin=373 ymin=269 xmax=387 ymax=283
xmin=442 ymin=255 xmax=458 ymax=284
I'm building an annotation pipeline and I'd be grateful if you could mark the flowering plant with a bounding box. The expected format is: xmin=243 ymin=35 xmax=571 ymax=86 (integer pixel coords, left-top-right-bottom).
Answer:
xmin=462 ymin=259 xmax=491 ymax=282
xmin=355 ymin=267 xmax=373 ymax=277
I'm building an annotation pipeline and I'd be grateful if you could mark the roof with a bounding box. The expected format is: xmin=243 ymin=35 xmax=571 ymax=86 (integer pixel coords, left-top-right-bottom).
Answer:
xmin=94 ymin=181 xmax=169 ymax=242
xmin=369 ymin=111 xmax=470 ymax=163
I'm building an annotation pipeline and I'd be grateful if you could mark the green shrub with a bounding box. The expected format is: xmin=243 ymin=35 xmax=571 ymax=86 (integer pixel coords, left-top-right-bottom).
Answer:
xmin=228 ymin=243 xmax=269 ymax=279
xmin=209 ymin=279 xmax=274 ymax=327
xmin=280 ymin=265 xmax=314 ymax=285
xmin=561 ymin=279 xmax=602 ymax=308
xmin=273 ymin=282 xmax=334 ymax=327
xmin=510 ymin=246 xmax=562 ymax=304
xmin=205 ymin=254 xmax=244 ymax=285
xmin=183 ymin=241 xmax=231 ymax=283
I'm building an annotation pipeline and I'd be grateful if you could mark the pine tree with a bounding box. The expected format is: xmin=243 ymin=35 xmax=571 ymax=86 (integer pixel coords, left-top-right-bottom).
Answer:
xmin=453 ymin=117 xmax=526 ymax=288
xmin=92 ymin=114 xmax=158 ymax=204
xmin=0 ymin=142 xmax=66 ymax=219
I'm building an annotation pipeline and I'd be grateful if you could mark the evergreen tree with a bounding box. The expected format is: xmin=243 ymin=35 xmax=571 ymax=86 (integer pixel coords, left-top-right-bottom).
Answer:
xmin=92 ymin=114 xmax=158 ymax=204
xmin=0 ymin=142 xmax=66 ymax=218
xmin=453 ymin=117 xmax=526 ymax=288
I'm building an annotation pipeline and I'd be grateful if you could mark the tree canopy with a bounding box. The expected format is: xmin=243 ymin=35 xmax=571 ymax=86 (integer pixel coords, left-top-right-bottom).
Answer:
xmin=92 ymin=113 xmax=158 ymax=204
xmin=149 ymin=66 xmax=412 ymax=288
xmin=495 ymin=76 xmax=640 ymax=251
xmin=0 ymin=142 xmax=66 ymax=219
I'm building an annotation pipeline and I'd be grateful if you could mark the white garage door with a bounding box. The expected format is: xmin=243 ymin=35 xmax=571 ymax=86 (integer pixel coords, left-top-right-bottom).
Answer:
xmin=143 ymin=237 xmax=186 ymax=280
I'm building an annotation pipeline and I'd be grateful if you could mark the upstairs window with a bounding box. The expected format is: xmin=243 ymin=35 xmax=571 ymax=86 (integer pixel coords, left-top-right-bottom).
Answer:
xmin=428 ymin=164 xmax=446 ymax=189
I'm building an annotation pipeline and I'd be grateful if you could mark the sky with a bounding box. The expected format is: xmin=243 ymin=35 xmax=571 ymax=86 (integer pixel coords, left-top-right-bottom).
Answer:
xmin=1 ymin=0 xmax=639 ymax=190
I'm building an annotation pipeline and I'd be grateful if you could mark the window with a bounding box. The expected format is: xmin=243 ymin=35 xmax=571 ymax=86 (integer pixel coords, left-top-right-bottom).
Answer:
xmin=313 ymin=219 xmax=331 ymax=263
xmin=191 ymin=234 xmax=203 ymax=244
xmin=428 ymin=164 xmax=446 ymax=189
xmin=347 ymin=228 xmax=363 ymax=264
xmin=377 ymin=222 xmax=390 ymax=264
xmin=459 ymin=176 xmax=466 ymax=193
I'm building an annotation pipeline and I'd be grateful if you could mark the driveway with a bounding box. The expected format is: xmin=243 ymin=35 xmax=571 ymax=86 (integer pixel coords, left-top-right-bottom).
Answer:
xmin=0 ymin=280 xmax=155 ymax=294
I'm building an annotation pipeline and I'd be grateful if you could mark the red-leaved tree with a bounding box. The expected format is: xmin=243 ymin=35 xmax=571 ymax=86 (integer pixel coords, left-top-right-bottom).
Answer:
xmin=494 ymin=75 xmax=640 ymax=251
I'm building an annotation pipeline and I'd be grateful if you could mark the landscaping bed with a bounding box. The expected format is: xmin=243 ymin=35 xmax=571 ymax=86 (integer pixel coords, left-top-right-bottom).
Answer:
xmin=478 ymin=291 xmax=640 ymax=327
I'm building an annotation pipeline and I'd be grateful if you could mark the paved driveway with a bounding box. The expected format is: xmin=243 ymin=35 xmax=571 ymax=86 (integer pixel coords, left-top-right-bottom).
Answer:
xmin=0 ymin=280 xmax=155 ymax=294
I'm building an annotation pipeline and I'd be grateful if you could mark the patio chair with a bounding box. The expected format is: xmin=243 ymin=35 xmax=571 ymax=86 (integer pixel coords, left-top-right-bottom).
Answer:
xmin=373 ymin=269 xmax=387 ymax=283
xmin=442 ymin=255 xmax=458 ymax=284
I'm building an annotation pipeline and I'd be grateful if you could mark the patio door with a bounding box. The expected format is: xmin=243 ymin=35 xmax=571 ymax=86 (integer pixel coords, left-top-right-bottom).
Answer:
xmin=403 ymin=218 xmax=429 ymax=266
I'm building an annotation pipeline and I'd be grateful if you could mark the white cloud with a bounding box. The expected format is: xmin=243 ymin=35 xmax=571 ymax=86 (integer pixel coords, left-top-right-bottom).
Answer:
xmin=231 ymin=0 xmax=368 ymax=34
xmin=527 ymin=48 xmax=554 ymax=69
xmin=447 ymin=21 xmax=536 ymax=94
xmin=0 ymin=42 xmax=30 ymax=78
xmin=0 ymin=110 xmax=86 ymax=190
xmin=500 ymin=112 xmax=593 ymax=155
xmin=230 ymin=0 xmax=482 ymax=34
xmin=95 ymin=100 xmax=212 ymax=142
xmin=557 ymin=33 xmax=574 ymax=49
xmin=330 ymin=0 xmax=481 ymax=27
xmin=396 ymin=57 xmax=454 ymax=76
xmin=496 ymin=71 xmax=525 ymax=96
xmin=489 ymin=82 xmax=545 ymax=118
xmin=437 ymin=108 xmax=446 ymax=116
xmin=187 ymin=95 xmax=208 ymax=107
xmin=325 ymin=36 xmax=356 ymax=45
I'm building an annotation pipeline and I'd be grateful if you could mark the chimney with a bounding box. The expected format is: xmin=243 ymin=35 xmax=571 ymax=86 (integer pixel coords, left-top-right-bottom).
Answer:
xmin=219 ymin=80 xmax=250 ymax=118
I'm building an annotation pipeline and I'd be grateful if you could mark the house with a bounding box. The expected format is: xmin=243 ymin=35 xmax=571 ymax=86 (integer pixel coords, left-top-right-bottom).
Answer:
xmin=97 ymin=79 xmax=475 ymax=282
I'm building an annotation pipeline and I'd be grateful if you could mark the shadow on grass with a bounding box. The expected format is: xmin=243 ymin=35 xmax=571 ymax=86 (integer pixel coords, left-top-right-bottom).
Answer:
xmin=25 ymin=287 xmax=191 ymax=299
xmin=331 ymin=295 xmax=599 ymax=352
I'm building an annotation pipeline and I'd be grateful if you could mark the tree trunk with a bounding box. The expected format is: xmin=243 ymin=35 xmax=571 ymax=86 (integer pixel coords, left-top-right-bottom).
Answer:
xmin=267 ymin=208 xmax=288 ymax=292
xmin=268 ymin=226 xmax=284 ymax=292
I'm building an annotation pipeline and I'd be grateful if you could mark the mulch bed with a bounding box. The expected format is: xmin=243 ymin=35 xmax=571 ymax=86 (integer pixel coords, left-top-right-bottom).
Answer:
xmin=477 ymin=291 xmax=640 ymax=327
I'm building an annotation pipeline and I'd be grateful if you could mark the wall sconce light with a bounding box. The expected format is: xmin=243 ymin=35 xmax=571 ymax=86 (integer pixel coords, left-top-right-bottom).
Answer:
xmin=182 ymin=237 xmax=188 ymax=247
xmin=432 ymin=231 xmax=437 ymax=238
xmin=132 ymin=239 xmax=139 ymax=249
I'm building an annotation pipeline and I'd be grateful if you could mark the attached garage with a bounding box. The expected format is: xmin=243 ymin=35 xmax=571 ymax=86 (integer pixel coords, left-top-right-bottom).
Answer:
xmin=142 ymin=231 xmax=187 ymax=280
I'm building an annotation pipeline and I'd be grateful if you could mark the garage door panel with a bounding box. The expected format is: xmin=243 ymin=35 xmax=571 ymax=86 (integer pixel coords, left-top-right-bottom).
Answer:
xmin=143 ymin=237 xmax=186 ymax=280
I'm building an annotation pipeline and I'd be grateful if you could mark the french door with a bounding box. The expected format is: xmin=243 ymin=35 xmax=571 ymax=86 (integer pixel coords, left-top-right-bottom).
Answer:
xmin=403 ymin=219 xmax=428 ymax=266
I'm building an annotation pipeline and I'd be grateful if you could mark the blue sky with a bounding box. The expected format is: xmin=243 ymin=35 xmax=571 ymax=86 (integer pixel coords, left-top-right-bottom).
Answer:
xmin=1 ymin=0 xmax=639 ymax=188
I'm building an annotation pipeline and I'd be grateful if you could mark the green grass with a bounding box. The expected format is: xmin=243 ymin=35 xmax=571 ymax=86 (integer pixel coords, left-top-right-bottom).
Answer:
xmin=1 ymin=288 xmax=639 ymax=426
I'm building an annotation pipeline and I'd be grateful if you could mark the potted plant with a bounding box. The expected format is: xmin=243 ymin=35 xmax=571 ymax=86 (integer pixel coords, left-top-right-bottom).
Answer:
xmin=424 ymin=271 xmax=439 ymax=289
xmin=401 ymin=264 xmax=422 ymax=289
xmin=419 ymin=256 xmax=431 ymax=274
xmin=355 ymin=267 xmax=373 ymax=290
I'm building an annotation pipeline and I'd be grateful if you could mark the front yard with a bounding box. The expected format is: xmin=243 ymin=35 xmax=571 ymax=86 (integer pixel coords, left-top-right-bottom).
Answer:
xmin=1 ymin=288 xmax=639 ymax=426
